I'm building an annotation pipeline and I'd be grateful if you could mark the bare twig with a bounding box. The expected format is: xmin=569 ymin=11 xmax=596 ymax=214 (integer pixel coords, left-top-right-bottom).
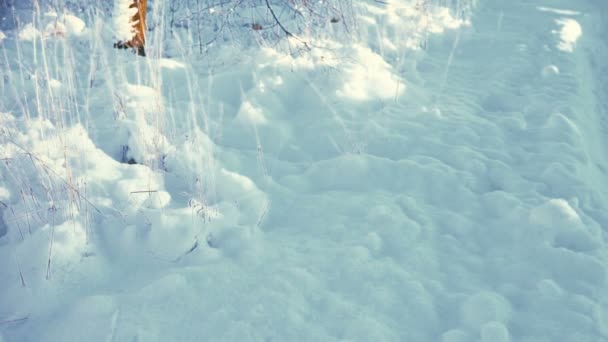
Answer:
xmin=0 ymin=316 xmax=28 ymax=325
xmin=265 ymin=0 xmax=311 ymax=50
xmin=46 ymin=206 xmax=56 ymax=280
xmin=15 ymin=255 xmax=26 ymax=287
xmin=4 ymin=207 xmax=55 ymax=223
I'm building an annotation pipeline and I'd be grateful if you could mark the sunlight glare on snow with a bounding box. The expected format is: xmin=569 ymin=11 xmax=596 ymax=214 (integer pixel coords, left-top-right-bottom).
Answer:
xmin=554 ymin=18 xmax=582 ymax=52
xmin=537 ymin=6 xmax=581 ymax=16
xmin=159 ymin=58 xmax=186 ymax=69
xmin=236 ymin=101 xmax=268 ymax=125
xmin=337 ymin=45 xmax=404 ymax=101
xmin=17 ymin=23 xmax=39 ymax=41
xmin=60 ymin=14 xmax=86 ymax=35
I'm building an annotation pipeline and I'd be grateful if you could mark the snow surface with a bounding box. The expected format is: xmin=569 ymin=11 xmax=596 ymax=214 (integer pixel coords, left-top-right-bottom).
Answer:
xmin=114 ymin=0 xmax=138 ymax=41
xmin=59 ymin=14 xmax=86 ymax=36
xmin=1 ymin=0 xmax=608 ymax=341
xmin=553 ymin=18 xmax=582 ymax=52
xmin=17 ymin=23 xmax=39 ymax=41
xmin=537 ymin=6 xmax=581 ymax=16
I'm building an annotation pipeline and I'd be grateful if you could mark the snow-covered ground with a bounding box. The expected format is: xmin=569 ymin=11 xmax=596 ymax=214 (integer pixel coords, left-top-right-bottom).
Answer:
xmin=1 ymin=0 xmax=607 ymax=341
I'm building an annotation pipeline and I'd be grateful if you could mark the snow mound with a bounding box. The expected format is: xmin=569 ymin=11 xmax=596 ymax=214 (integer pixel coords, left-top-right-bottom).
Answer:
xmin=60 ymin=14 xmax=86 ymax=35
xmin=17 ymin=24 xmax=39 ymax=41
xmin=554 ymin=18 xmax=582 ymax=52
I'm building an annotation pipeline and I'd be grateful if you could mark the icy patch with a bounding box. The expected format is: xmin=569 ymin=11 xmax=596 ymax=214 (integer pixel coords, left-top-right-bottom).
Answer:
xmin=553 ymin=19 xmax=582 ymax=52
xmin=538 ymin=7 xmax=581 ymax=16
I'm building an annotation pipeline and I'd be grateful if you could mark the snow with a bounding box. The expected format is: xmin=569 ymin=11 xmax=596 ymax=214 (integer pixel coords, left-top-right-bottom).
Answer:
xmin=460 ymin=291 xmax=512 ymax=328
xmin=159 ymin=58 xmax=186 ymax=70
xmin=541 ymin=64 xmax=560 ymax=76
xmin=336 ymin=45 xmax=405 ymax=101
xmin=1 ymin=0 xmax=608 ymax=341
xmin=537 ymin=6 xmax=581 ymax=16
xmin=60 ymin=14 xmax=86 ymax=35
xmin=554 ymin=18 xmax=582 ymax=52
xmin=17 ymin=24 xmax=39 ymax=41
xmin=480 ymin=321 xmax=511 ymax=342
xmin=114 ymin=0 xmax=138 ymax=41
xmin=236 ymin=101 xmax=268 ymax=125
xmin=16 ymin=11 xmax=86 ymax=40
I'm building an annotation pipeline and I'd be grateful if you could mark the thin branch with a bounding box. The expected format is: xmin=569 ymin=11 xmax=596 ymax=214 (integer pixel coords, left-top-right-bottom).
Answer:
xmin=264 ymin=0 xmax=310 ymax=50
xmin=0 ymin=316 xmax=28 ymax=325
